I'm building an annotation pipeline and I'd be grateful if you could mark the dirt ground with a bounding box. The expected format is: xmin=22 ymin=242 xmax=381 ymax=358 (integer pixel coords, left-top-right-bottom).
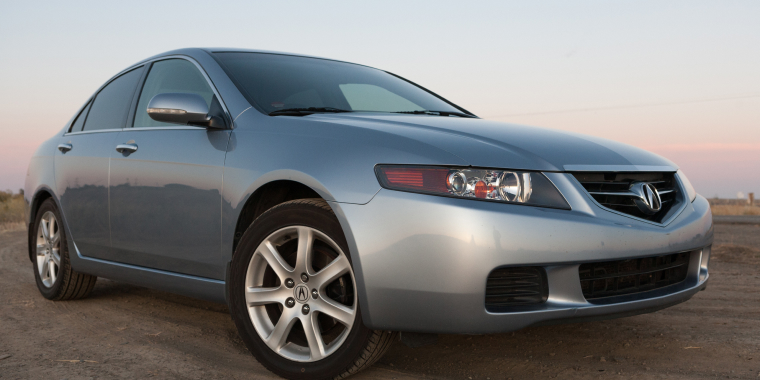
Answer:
xmin=1 ymin=224 xmax=759 ymax=380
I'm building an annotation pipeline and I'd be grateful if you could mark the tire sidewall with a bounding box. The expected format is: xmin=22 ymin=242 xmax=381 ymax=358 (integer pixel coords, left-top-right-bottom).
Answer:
xmin=32 ymin=198 xmax=68 ymax=299
xmin=229 ymin=200 xmax=372 ymax=380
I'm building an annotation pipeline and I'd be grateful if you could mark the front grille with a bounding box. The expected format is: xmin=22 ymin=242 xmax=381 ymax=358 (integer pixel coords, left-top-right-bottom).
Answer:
xmin=579 ymin=252 xmax=690 ymax=300
xmin=572 ymin=172 xmax=680 ymax=223
xmin=485 ymin=267 xmax=548 ymax=312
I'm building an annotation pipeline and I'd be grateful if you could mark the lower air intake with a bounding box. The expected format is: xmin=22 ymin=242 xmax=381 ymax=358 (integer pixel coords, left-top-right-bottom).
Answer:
xmin=485 ymin=267 xmax=548 ymax=312
xmin=579 ymin=252 xmax=690 ymax=301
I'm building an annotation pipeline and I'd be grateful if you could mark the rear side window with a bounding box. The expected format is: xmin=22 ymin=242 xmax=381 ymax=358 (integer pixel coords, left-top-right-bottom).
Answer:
xmin=68 ymin=101 xmax=92 ymax=132
xmin=133 ymin=59 xmax=215 ymax=128
xmin=82 ymin=68 xmax=142 ymax=131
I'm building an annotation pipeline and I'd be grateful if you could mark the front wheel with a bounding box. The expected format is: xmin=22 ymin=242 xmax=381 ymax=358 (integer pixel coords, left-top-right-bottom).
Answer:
xmin=229 ymin=199 xmax=396 ymax=380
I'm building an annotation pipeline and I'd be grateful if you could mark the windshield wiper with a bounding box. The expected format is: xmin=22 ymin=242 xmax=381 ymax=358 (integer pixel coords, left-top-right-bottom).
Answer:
xmin=269 ymin=107 xmax=352 ymax=116
xmin=393 ymin=110 xmax=476 ymax=118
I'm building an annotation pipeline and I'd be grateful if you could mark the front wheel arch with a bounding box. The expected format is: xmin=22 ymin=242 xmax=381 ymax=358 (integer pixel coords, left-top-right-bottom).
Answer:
xmin=232 ymin=180 xmax=323 ymax=254
xmin=228 ymin=198 xmax=395 ymax=379
xmin=229 ymin=183 xmax=371 ymax=326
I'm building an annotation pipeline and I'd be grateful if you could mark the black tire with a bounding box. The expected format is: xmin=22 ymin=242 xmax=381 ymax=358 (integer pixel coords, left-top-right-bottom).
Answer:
xmin=229 ymin=198 xmax=396 ymax=380
xmin=32 ymin=198 xmax=97 ymax=300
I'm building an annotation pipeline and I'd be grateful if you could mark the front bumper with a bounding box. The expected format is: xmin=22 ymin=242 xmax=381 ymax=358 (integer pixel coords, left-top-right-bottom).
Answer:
xmin=333 ymin=173 xmax=713 ymax=334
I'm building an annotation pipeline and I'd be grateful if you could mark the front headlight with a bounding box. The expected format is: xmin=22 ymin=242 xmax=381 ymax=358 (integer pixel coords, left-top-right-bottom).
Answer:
xmin=676 ymin=169 xmax=697 ymax=202
xmin=375 ymin=165 xmax=570 ymax=210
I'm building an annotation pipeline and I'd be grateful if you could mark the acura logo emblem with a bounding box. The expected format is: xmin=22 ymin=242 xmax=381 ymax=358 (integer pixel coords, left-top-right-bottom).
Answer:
xmin=630 ymin=182 xmax=662 ymax=215
xmin=294 ymin=284 xmax=310 ymax=303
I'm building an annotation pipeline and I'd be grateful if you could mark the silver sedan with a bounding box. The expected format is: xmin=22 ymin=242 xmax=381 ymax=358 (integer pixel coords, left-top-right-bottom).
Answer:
xmin=24 ymin=48 xmax=712 ymax=379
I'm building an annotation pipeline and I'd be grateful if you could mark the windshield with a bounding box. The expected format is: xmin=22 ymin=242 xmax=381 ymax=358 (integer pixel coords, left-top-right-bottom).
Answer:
xmin=213 ymin=52 xmax=470 ymax=116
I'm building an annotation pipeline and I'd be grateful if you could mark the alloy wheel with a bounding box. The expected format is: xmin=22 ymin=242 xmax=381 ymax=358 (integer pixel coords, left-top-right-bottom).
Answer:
xmin=36 ymin=211 xmax=61 ymax=288
xmin=244 ymin=225 xmax=357 ymax=362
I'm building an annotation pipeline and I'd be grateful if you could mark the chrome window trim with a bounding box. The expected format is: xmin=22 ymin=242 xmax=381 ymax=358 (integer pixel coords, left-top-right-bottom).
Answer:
xmin=130 ymin=55 xmax=234 ymax=130
xmin=66 ymin=65 xmax=146 ymax=135
xmin=130 ymin=126 xmax=208 ymax=131
xmin=65 ymin=126 xmax=209 ymax=136
xmin=63 ymin=98 xmax=94 ymax=134
xmin=63 ymin=54 xmax=235 ymax=136
xmin=64 ymin=128 xmax=124 ymax=136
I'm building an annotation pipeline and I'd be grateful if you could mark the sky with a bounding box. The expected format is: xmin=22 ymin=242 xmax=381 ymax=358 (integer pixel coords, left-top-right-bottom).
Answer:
xmin=1 ymin=1 xmax=758 ymax=198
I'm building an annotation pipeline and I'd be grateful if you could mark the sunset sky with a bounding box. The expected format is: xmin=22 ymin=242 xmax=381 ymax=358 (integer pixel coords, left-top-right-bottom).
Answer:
xmin=1 ymin=1 xmax=758 ymax=198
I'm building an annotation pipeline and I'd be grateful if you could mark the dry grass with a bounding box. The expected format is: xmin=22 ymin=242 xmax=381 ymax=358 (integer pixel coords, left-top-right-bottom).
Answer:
xmin=0 ymin=222 xmax=25 ymax=231
xmin=711 ymin=204 xmax=760 ymax=216
xmin=0 ymin=191 xmax=25 ymax=231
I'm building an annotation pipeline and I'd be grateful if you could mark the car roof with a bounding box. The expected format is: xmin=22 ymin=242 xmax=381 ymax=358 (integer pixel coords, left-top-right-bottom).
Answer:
xmin=133 ymin=47 xmax=365 ymax=69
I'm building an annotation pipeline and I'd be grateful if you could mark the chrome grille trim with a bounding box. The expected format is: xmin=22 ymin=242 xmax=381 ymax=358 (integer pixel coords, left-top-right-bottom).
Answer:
xmin=571 ymin=172 xmax=687 ymax=224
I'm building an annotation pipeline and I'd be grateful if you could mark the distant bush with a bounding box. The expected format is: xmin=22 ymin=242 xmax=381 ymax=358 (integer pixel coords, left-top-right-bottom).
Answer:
xmin=0 ymin=190 xmax=25 ymax=229
xmin=711 ymin=204 xmax=760 ymax=216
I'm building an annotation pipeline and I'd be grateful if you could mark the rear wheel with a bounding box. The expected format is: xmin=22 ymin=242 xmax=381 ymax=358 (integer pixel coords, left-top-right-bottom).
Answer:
xmin=32 ymin=198 xmax=97 ymax=300
xmin=229 ymin=199 xmax=396 ymax=379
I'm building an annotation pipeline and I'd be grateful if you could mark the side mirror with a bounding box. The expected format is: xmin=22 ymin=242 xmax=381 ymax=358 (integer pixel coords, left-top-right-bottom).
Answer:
xmin=147 ymin=93 xmax=226 ymax=129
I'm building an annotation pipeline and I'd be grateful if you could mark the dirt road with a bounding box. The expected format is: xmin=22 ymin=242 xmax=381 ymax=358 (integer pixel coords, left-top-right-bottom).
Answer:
xmin=1 ymin=224 xmax=759 ymax=379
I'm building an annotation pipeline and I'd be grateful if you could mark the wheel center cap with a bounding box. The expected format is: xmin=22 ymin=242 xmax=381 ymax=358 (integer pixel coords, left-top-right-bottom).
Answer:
xmin=293 ymin=284 xmax=310 ymax=303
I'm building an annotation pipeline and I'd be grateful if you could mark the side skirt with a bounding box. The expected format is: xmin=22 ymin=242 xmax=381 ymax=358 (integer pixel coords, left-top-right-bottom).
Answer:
xmin=68 ymin=240 xmax=227 ymax=304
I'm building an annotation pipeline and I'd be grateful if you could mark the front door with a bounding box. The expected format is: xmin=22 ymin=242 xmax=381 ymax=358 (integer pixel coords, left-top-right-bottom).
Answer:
xmin=108 ymin=58 xmax=230 ymax=279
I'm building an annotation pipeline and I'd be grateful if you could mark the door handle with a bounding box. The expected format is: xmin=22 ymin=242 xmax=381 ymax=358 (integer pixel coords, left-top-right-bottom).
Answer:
xmin=57 ymin=143 xmax=73 ymax=153
xmin=115 ymin=143 xmax=138 ymax=154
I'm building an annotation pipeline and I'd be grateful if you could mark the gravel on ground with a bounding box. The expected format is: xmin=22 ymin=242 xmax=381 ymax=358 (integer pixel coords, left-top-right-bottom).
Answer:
xmin=1 ymin=224 xmax=758 ymax=379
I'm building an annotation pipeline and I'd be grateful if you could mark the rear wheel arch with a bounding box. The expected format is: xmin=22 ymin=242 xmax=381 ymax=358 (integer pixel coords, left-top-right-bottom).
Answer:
xmin=31 ymin=197 xmax=98 ymax=300
xmin=27 ymin=189 xmax=54 ymax=262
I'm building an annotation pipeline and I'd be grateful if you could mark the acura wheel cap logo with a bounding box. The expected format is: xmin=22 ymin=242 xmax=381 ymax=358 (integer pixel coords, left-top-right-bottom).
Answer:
xmin=630 ymin=182 xmax=662 ymax=215
xmin=294 ymin=284 xmax=310 ymax=303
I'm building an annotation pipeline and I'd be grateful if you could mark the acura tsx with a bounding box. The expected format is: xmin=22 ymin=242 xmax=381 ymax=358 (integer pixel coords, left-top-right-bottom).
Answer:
xmin=24 ymin=48 xmax=712 ymax=379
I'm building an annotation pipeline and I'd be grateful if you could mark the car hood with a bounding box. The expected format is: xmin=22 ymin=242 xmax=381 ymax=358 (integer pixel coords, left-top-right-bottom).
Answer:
xmin=308 ymin=113 xmax=677 ymax=172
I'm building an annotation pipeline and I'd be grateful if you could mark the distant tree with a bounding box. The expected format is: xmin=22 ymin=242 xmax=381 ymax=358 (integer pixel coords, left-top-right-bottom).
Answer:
xmin=19 ymin=189 xmax=24 ymax=196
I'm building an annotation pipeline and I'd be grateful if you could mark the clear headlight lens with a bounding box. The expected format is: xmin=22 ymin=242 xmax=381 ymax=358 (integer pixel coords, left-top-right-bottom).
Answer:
xmin=375 ymin=165 xmax=570 ymax=209
xmin=676 ymin=169 xmax=697 ymax=202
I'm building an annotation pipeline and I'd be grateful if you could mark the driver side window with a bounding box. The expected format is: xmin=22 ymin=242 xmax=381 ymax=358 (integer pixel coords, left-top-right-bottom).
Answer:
xmin=133 ymin=59 xmax=215 ymax=128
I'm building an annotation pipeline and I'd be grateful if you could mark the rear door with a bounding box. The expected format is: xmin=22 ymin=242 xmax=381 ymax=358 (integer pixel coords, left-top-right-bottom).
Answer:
xmin=108 ymin=58 xmax=231 ymax=279
xmin=55 ymin=67 xmax=144 ymax=258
